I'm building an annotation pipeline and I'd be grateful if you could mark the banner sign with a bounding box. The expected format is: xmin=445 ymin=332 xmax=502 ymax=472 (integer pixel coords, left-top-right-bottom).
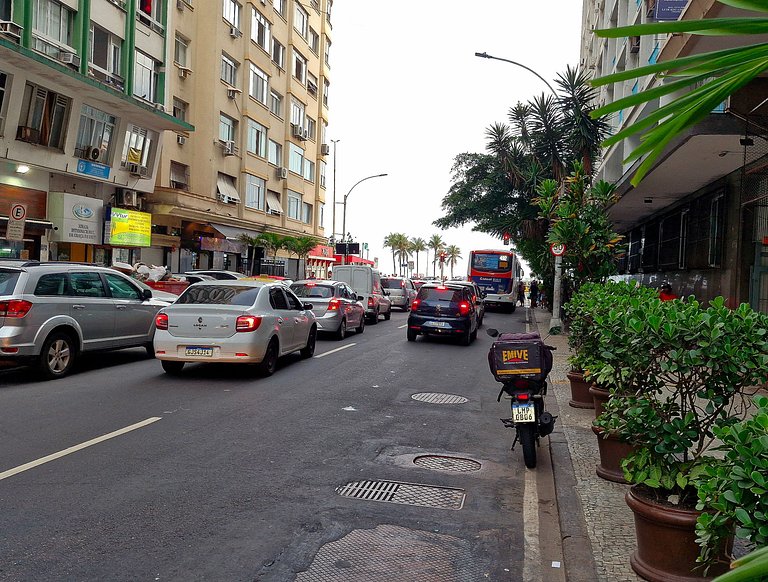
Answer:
xmin=48 ymin=192 xmax=104 ymax=244
xmin=108 ymin=207 xmax=151 ymax=247
xmin=655 ymin=0 xmax=688 ymax=20
xmin=76 ymin=159 xmax=111 ymax=180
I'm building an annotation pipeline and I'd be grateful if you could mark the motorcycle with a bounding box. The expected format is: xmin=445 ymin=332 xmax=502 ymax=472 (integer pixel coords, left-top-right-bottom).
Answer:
xmin=486 ymin=328 xmax=556 ymax=469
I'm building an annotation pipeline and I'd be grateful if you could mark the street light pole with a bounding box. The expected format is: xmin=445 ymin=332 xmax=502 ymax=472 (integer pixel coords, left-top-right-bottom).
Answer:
xmin=474 ymin=52 xmax=557 ymax=96
xmin=339 ymin=173 xmax=388 ymax=265
xmin=330 ymin=139 xmax=340 ymax=242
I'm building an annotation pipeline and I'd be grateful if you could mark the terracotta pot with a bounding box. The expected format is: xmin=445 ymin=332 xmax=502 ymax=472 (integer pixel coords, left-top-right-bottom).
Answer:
xmin=567 ymin=370 xmax=594 ymax=409
xmin=591 ymin=425 xmax=633 ymax=484
xmin=589 ymin=383 xmax=610 ymax=418
xmin=626 ymin=486 xmax=732 ymax=582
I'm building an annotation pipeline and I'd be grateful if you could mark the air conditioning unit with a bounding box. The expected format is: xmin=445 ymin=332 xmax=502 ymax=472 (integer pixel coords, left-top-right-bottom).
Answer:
xmin=57 ymin=51 xmax=81 ymax=67
xmin=0 ymin=20 xmax=23 ymax=41
xmin=177 ymin=134 xmax=186 ymax=145
xmin=222 ymin=140 xmax=236 ymax=156
xmin=320 ymin=144 xmax=330 ymax=156
xmin=277 ymin=167 xmax=288 ymax=179
xmin=120 ymin=190 xmax=138 ymax=207
xmin=178 ymin=66 xmax=191 ymax=78
xmin=226 ymin=87 xmax=241 ymax=99
xmin=217 ymin=193 xmax=238 ymax=204
xmin=629 ymin=37 xmax=641 ymax=53
xmin=88 ymin=146 xmax=101 ymax=161
xmin=176 ymin=0 xmax=185 ymax=9
xmin=127 ymin=162 xmax=143 ymax=175
xmin=292 ymin=125 xmax=305 ymax=139
xmin=229 ymin=26 xmax=242 ymax=38
xmin=301 ymin=128 xmax=310 ymax=140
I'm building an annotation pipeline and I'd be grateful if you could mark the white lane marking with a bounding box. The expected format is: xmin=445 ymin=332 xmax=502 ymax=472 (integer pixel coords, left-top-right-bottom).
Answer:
xmin=397 ymin=324 xmax=407 ymax=329
xmin=314 ymin=343 xmax=356 ymax=358
xmin=342 ymin=406 xmax=356 ymax=411
xmin=0 ymin=417 xmax=162 ymax=482
xmin=523 ymin=466 xmax=541 ymax=581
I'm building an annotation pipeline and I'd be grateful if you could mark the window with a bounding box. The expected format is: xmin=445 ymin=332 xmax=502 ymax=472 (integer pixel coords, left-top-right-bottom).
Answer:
xmin=289 ymin=143 xmax=304 ymax=175
xmin=326 ymin=0 xmax=332 ymax=24
xmin=221 ymin=53 xmax=238 ymax=86
xmin=248 ymin=63 xmax=268 ymax=104
xmin=105 ymin=274 xmax=142 ymax=300
xmin=268 ymin=139 xmax=282 ymax=165
xmin=121 ymin=124 xmax=157 ymax=168
xmin=75 ymin=105 xmax=116 ymax=161
xmin=658 ymin=214 xmax=682 ymax=271
xmin=679 ymin=210 xmax=689 ymax=269
xmin=272 ymin=0 xmax=285 ymax=17
xmin=223 ymin=0 xmax=241 ymax=28
xmin=137 ymin=0 xmax=162 ymax=27
xmin=174 ymin=35 xmax=188 ymax=66
xmin=269 ymin=287 xmax=288 ymax=309
xmin=307 ymin=72 xmax=318 ymax=97
xmin=246 ymin=118 xmax=266 ymax=157
xmin=245 ymin=174 xmax=266 ymax=210
xmin=17 ymin=83 xmax=71 ymax=149
xmin=321 ymin=120 xmax=327 ymax=144
xmin=305 ymin=116 xmax=316 ymax=140
xmin=287 ymin=190 xmax=301 ymax=220
xmin=0 ymin=70 xmax=9 ymax=134
xmin=0 ymin=0 xmax=10 ymax=20
xmin=34 ymin=273 xmax=68 ymax=296
xmin=89 ymin=24 xmax=123 ymax=88
xmin=302 ymin=202 xmax=312 ymax=224
xmin=70 ymin=272 xmax=106 ymax=298
xmin=134 ymin=50 xmax=159 ymax=103
xmin=219 ymin=113 xmax=236 ymax=142
xmin=324 ymin=36 xmax=331 ymax=66
xmin=170 ymin=161 xmax=189 ymax=190
xmin=269 ymin=90 xmax=283 ymax=117
xmin=172 ymin=97 xmax=188 ymax=122
xmin=293 ymin=49 xmax=307 ymax=83
xmin=709 ymin=195 xmax=724 ymax=267
xmin=309 ymin=27 xmax=319 ymax=53
xmin=319 ymin=202 xmax=324 ymax=227
xmin=323 ymin=79 xmax=329 ymax=106
xmin=294 ymin=4 xmax=308 ymax=37
xmin=319 ymin=160 xmax=326 ymax=187
xmin=290 ymin=98 xmax=305 ymax=128
xmin=251 ymin=8 xmax=271 ymax=52
xmin=303 ymin=159 xmax=314 ymax=182
xmin=266 ymin=190 xmax=283 ymax=214
xmin=32 ymin=0 xmax=74 ymax=56
xmin=271 ymin=38 xmax=285 ymax=68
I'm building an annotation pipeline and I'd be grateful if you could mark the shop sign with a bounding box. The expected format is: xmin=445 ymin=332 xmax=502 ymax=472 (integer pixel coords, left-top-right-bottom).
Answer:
xmin=655 ymin=0 xmax=688 ymax=20
xmin=48 ymin=192 xmax=103 ymax=244
xmin=6 ymin=203 xmax=26 ymax=241
xmin=76 ymin=159 xmax=111 ymax=180
xmin=108 ymin=207 xmax=152 ymax=247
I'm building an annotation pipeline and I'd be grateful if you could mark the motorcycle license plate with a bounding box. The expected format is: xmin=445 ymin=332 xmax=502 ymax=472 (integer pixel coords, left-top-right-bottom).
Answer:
xmin=512 ymin=403 xmax=535 ymax=423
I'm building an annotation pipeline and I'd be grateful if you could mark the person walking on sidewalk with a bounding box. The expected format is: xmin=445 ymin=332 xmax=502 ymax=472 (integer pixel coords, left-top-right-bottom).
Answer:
xmin=530 ymin=280 xmax=539 ymax=308
xmin=517 ymin=280 xmax=526 ymax=307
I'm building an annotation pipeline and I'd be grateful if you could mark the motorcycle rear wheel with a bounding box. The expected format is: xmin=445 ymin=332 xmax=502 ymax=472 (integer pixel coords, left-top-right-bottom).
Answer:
xmin=518 ymin=424 xmax=537 ymax=469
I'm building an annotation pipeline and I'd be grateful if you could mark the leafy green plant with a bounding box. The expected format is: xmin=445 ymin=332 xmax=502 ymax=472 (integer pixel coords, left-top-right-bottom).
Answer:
xmin=713 ymin=545 xmax=768 ymax=582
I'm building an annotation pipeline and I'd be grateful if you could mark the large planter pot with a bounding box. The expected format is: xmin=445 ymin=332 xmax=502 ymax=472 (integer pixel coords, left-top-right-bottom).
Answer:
xmin=591 ymin=425 xmax=633 ymax=484
xmin=625 ymin=486 xmax=732 ymax=582
xmin=590 ymin=383 xmax=610 ymax=419
xmin=567 ymin=370 xmax=594 ymax=409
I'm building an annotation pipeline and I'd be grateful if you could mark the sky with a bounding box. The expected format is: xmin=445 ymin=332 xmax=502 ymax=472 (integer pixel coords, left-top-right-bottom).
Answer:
xmin=325 ymin=1 xmax=584 ymax=278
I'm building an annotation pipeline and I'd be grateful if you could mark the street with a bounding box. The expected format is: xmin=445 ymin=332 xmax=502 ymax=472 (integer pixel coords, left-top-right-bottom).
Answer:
xmin=0 ymin=309 xmax=564 ymax=582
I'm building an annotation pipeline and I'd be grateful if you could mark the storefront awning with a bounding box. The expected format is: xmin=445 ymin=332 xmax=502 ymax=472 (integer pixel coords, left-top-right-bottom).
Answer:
xmin=266 ymin=191 xmax=284 ymax=214
xmin=216 ymin=175 xmax=241 ymax=203
xmin=308 ymin=255 xmax=336 ymax=262
xmin=210 ymin=222 xmax=261 ymax=241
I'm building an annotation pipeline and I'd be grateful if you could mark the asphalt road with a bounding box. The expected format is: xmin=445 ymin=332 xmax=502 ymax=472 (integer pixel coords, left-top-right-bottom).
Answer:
xmin=0 ymin=308 xmax=563 ymax=581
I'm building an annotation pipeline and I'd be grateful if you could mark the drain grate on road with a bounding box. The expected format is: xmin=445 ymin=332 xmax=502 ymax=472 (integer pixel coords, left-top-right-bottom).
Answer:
xmin=336 ymin=479 xmax=465 ymax=510
xmin=411 ymin=392 xmax=468 ymax=405
xmin=413 ymin=455 xmax=481 ymax=473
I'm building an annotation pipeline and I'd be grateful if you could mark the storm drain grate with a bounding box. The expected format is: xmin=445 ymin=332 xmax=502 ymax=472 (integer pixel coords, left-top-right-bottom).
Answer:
xmin=411 ymin=392 xmax=468 ymax=405
xmin=413 ymin=455 xmax=481 ymax=473
xmin=336 ymin=480 xmax=465 ymax=510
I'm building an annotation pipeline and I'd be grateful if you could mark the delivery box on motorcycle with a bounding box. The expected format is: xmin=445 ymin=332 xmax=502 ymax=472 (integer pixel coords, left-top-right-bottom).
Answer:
xmin=487 ymin=331 xmax=552 ymax=383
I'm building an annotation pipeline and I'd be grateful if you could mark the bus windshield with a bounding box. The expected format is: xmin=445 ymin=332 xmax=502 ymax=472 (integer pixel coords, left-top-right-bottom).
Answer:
xmin=471 ymin=253 xmax=512 ymax=273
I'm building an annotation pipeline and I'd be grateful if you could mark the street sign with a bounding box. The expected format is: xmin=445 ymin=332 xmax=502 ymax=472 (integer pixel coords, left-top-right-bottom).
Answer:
xmin=550 ymin=243 xmax=566 ymax=257
xmin=7 ymin=203 xmax=27 ymax=241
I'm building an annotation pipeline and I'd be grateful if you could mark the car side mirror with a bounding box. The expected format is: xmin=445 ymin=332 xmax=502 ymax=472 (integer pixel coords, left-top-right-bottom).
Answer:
xmin=302 ymin=302 xmax=313 ymax=310
xmin=383 ymin=289 xmax=390 ymax=296
xmin=487 ymin=328 xmax=499 ymax=338
xmin=357 ymin=295 xmax=365 ymax=301
xmin=142 ymin=288 xmax=153 ymax=300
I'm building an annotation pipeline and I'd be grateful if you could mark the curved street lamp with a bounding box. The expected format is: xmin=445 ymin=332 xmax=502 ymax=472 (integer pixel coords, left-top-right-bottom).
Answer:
xmin=336 ymin=173 xmax=388 ymax=264
xmin=474 ymin=52 xmax=557 ymax=96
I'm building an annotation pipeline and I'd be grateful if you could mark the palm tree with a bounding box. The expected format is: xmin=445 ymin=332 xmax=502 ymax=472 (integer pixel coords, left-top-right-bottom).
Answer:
xmin=445 ymin=244 xmax=462 ymax=279
xmin=256 ymin=232 xmax=285 ymax=276
xmin=383 ymin=233 xmax=398 ymax=275
xmin=427 ymin=234 xmax=445 ymax=278
xmin=392 ymin=233 xmax=411 ymax=276
xmin=410 ymin=237 xmax=427 ymax=277
xmin=238 ymin=234 xmax=260 ymax=275
xmin=285 ymin=235 xmax=320 ymax=278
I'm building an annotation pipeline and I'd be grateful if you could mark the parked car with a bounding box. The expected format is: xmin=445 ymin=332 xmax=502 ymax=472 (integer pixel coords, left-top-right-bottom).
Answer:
xmin=447 ymin=280 xmax=486 ymax=327
xmin=412 ymin=280 xmax=428 ymax=290
xmin=381 ymin=276 xmax=418 ymax=311
xmin=0 ymin=262 xmax=167 ymax=379
xmin=153 ymin=280 xmax=317 ymax=376
xmin=331 ymin=265 xmax=392 ymax=324
xmin=183 ymin=270 xmax=246 ymax=280
xmin=290 ymin=280 xmax=365 ymax=340
xmin=171 ymin=273 xmax=217 ymax=285
xmin=406 ymin=282 xmax=479 ymax=345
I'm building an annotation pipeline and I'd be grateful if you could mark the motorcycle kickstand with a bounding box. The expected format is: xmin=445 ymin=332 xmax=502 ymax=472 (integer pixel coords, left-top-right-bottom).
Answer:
xmin=500 ymin=418 xmax=519 ymax=451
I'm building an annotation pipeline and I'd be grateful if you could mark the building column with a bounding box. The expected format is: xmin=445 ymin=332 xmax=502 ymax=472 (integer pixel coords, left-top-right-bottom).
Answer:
xmin=123 ymin=0 xmax=137 ymax=96
xmin=18 ymin=0 xmax=32 ymax=48
xmin=77 ymin=0 xmax=91 ymax=75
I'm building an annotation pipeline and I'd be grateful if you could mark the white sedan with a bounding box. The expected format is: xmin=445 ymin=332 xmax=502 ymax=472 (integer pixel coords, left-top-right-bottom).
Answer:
xmin=153 ymin=280 xmax=317 ymax=376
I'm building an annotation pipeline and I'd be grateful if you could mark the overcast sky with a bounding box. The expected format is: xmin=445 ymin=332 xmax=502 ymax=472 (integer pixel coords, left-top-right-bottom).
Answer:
xmin=325 ymin=1 xmax=584 ymax=278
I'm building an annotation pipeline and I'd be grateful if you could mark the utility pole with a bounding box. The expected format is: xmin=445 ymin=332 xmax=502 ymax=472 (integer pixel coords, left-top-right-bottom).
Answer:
xmin=330 ymin=139 xmax=340 ymax=242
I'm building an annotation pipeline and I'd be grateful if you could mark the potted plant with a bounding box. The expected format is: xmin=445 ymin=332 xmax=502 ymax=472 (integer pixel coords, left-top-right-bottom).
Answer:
xmin=605 ymin=297 xmax=768 ymax=581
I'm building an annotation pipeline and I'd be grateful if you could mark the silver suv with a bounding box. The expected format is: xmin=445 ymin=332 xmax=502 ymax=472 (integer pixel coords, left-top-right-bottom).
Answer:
xmin=0 ymin=261 xmax=169 ymax=379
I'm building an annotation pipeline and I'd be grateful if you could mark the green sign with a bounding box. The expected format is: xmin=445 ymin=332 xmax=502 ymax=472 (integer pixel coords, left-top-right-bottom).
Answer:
xmin=109 ymin=208 xmax=151 ymax=247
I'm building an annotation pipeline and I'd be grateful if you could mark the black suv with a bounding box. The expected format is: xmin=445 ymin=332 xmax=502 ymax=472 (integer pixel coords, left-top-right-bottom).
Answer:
xmin=406 ymin=283 xmax=479 ymax=345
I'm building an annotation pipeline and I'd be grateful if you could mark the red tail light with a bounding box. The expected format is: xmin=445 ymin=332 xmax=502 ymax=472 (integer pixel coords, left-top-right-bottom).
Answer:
xmin=0 ymin=300 xmax=32 ymax=318
xmin=411 ymin=298 xmax=421 ymax=311
xmin=236 ymin=315 xmax=262 ymax=332
xmin=368 ymin=297 xmax=374 ymax=307
xmin=327 ymin=298 xmax=341 ymax=311
xmin=458 ymin=301 xmax=470 ymax=316
xmin=155 ymin=312 xmax=169 ymax=330
xmin=400 ymin=280 xmax=405 ymax=287
xmin=517 ymin=392 xmax=530 ymax=401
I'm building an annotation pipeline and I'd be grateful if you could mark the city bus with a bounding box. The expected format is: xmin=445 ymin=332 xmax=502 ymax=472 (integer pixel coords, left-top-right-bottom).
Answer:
xmin=467 ymin=249 xmax=523 ymax=312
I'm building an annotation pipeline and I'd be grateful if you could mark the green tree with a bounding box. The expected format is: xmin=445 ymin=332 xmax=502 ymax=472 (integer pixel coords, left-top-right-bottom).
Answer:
xmin=383 ymin=233 xmax=398 ymax=275
xmin=393 ymin=233 xmax=411 ymax=276
xmin=410 ymin=237 xmax=427 ymax=277
xmin=257 ymin=232 xmax=286 ymax=274
xmin=445 ymin=244 xmax=462 ymax=278
xmin=284 ymin=235 xmax=320 ymax=278
xmin=427 ymin=234 xmax=445 ymax=278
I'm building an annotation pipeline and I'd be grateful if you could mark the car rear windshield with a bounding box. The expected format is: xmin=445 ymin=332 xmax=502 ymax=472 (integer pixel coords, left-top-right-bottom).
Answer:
xmin=291 ymin=284 xmax=334 ymax=299
xmin=417 ymin=287 xmax=463 ymax=305
xmin=176 ymin=285 xmax=261 ymax=306
xmin=0 ymin=270 xmax=20 ymax=295
xmin=381 ymin=278 xmax=403 ymax=289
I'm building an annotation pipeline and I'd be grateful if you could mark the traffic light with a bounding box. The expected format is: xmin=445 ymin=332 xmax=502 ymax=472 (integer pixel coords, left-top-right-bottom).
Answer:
xmin=502 ymin=232 xmax=510 ymax=245
xmin=439 ymin=252 xmax=446 ymax=264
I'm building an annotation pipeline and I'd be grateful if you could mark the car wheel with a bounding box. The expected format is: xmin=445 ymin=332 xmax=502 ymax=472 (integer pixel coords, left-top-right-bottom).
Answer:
xmin=145 ymin=342 xmax=156 ymax=358
xmin=369 ymin=310 xmax=379 ymax=325
xmin=161 ymin=360 xmax=184 ymax=375
xmin=470 ymin=327 xmax=478 ymax=342
xmin=383 ymin=307 xmax=391 ymax=321
xmin=258 ymin=338 xmax=279 ymax=376
xmin=335 ymin=319 xmax=347 ymax=341
xmin=301 ymin=327 xmax=317 ymax=358
xmin=461 ymin=328 xmax=472 ymax=346
xmin=355 ymin=316 xmax=365 ymax=334
xmin=407 ymin=328 xmax=417 ymax=342
xmin=38 ymin=332 xmax=76 ymax=380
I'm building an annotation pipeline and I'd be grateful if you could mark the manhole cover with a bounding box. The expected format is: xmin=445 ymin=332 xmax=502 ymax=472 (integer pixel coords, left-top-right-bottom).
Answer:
xmin=336 ymin=480 xmax=465 ymax=510
xmin=411 ymin=392 xmax=468 ymax=405
xmin=413 ymin=455 xmax=481 ymax=473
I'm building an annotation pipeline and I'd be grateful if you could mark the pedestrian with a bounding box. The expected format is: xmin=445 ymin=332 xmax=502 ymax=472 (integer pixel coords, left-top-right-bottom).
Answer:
xmin=308 ymin=271 xmax=316 ymax=279
xmin=530 ymin=280 xmax=539 ymax=308
xmin=517 ymin=281 xmax=525 ymax=306
xmin=659 ymin=283 xmax=677 ymax=301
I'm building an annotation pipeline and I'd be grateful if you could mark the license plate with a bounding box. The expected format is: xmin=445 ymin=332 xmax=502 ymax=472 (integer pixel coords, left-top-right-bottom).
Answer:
xmin=185 ymin=346 xmax=213 ymax=357
xmin=512 ymin=403 xmax=535 ymax=423
xmin=426 ymin=321 xmax=449 ymax=328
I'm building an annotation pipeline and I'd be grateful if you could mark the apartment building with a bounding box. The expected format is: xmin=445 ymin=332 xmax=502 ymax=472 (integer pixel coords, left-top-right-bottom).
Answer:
xmin=0 ymin=0 xmax=191 ymax=264
xmin=150 ymin=0 xmax=332 ymax=275
xmin=581 ymin=0 xmax=768 ymax=312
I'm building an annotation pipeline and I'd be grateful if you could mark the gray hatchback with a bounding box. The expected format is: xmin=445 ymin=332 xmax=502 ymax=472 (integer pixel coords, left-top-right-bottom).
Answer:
xmin=0 ymin=261 xmax=169 ymax=379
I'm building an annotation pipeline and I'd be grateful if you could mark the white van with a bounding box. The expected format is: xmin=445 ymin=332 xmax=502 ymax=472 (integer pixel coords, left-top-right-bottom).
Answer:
xmin=331 ymin=265 xmax=392 ymax=324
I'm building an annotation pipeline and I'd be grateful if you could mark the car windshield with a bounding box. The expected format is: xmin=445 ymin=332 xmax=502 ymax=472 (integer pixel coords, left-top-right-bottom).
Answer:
xmin=381 ymin=278 xmax=403 ymax=289
xmin=291 ymin=284 xmax=334 ymax=298
xmin=418 ymin=287 xmax=463 ymax=305
xmin=176 ymin=284 xmax=261 ymax=306
xmin=0 ymin=270 xmax=20 ymax=295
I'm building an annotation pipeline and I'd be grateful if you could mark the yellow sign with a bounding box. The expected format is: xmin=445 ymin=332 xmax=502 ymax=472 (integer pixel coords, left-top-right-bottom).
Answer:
xmin=502 ymin=349 xmax=529 ymax=364
xmin=109 ymin=208 xmax=151 ymax=247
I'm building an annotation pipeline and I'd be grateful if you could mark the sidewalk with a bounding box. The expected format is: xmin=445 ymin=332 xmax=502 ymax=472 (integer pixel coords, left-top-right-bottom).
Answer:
xmin=529 ymin=306 xmax=642 ymax=582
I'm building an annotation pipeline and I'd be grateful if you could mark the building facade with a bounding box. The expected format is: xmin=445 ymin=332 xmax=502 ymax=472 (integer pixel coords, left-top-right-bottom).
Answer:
xmin=151 ymin=0 xmax=332 ymax=276
xmin=581 ymin=0 xmax=768 ymax=313
xmin=0 ymin=0 xmax=191 ymax=264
